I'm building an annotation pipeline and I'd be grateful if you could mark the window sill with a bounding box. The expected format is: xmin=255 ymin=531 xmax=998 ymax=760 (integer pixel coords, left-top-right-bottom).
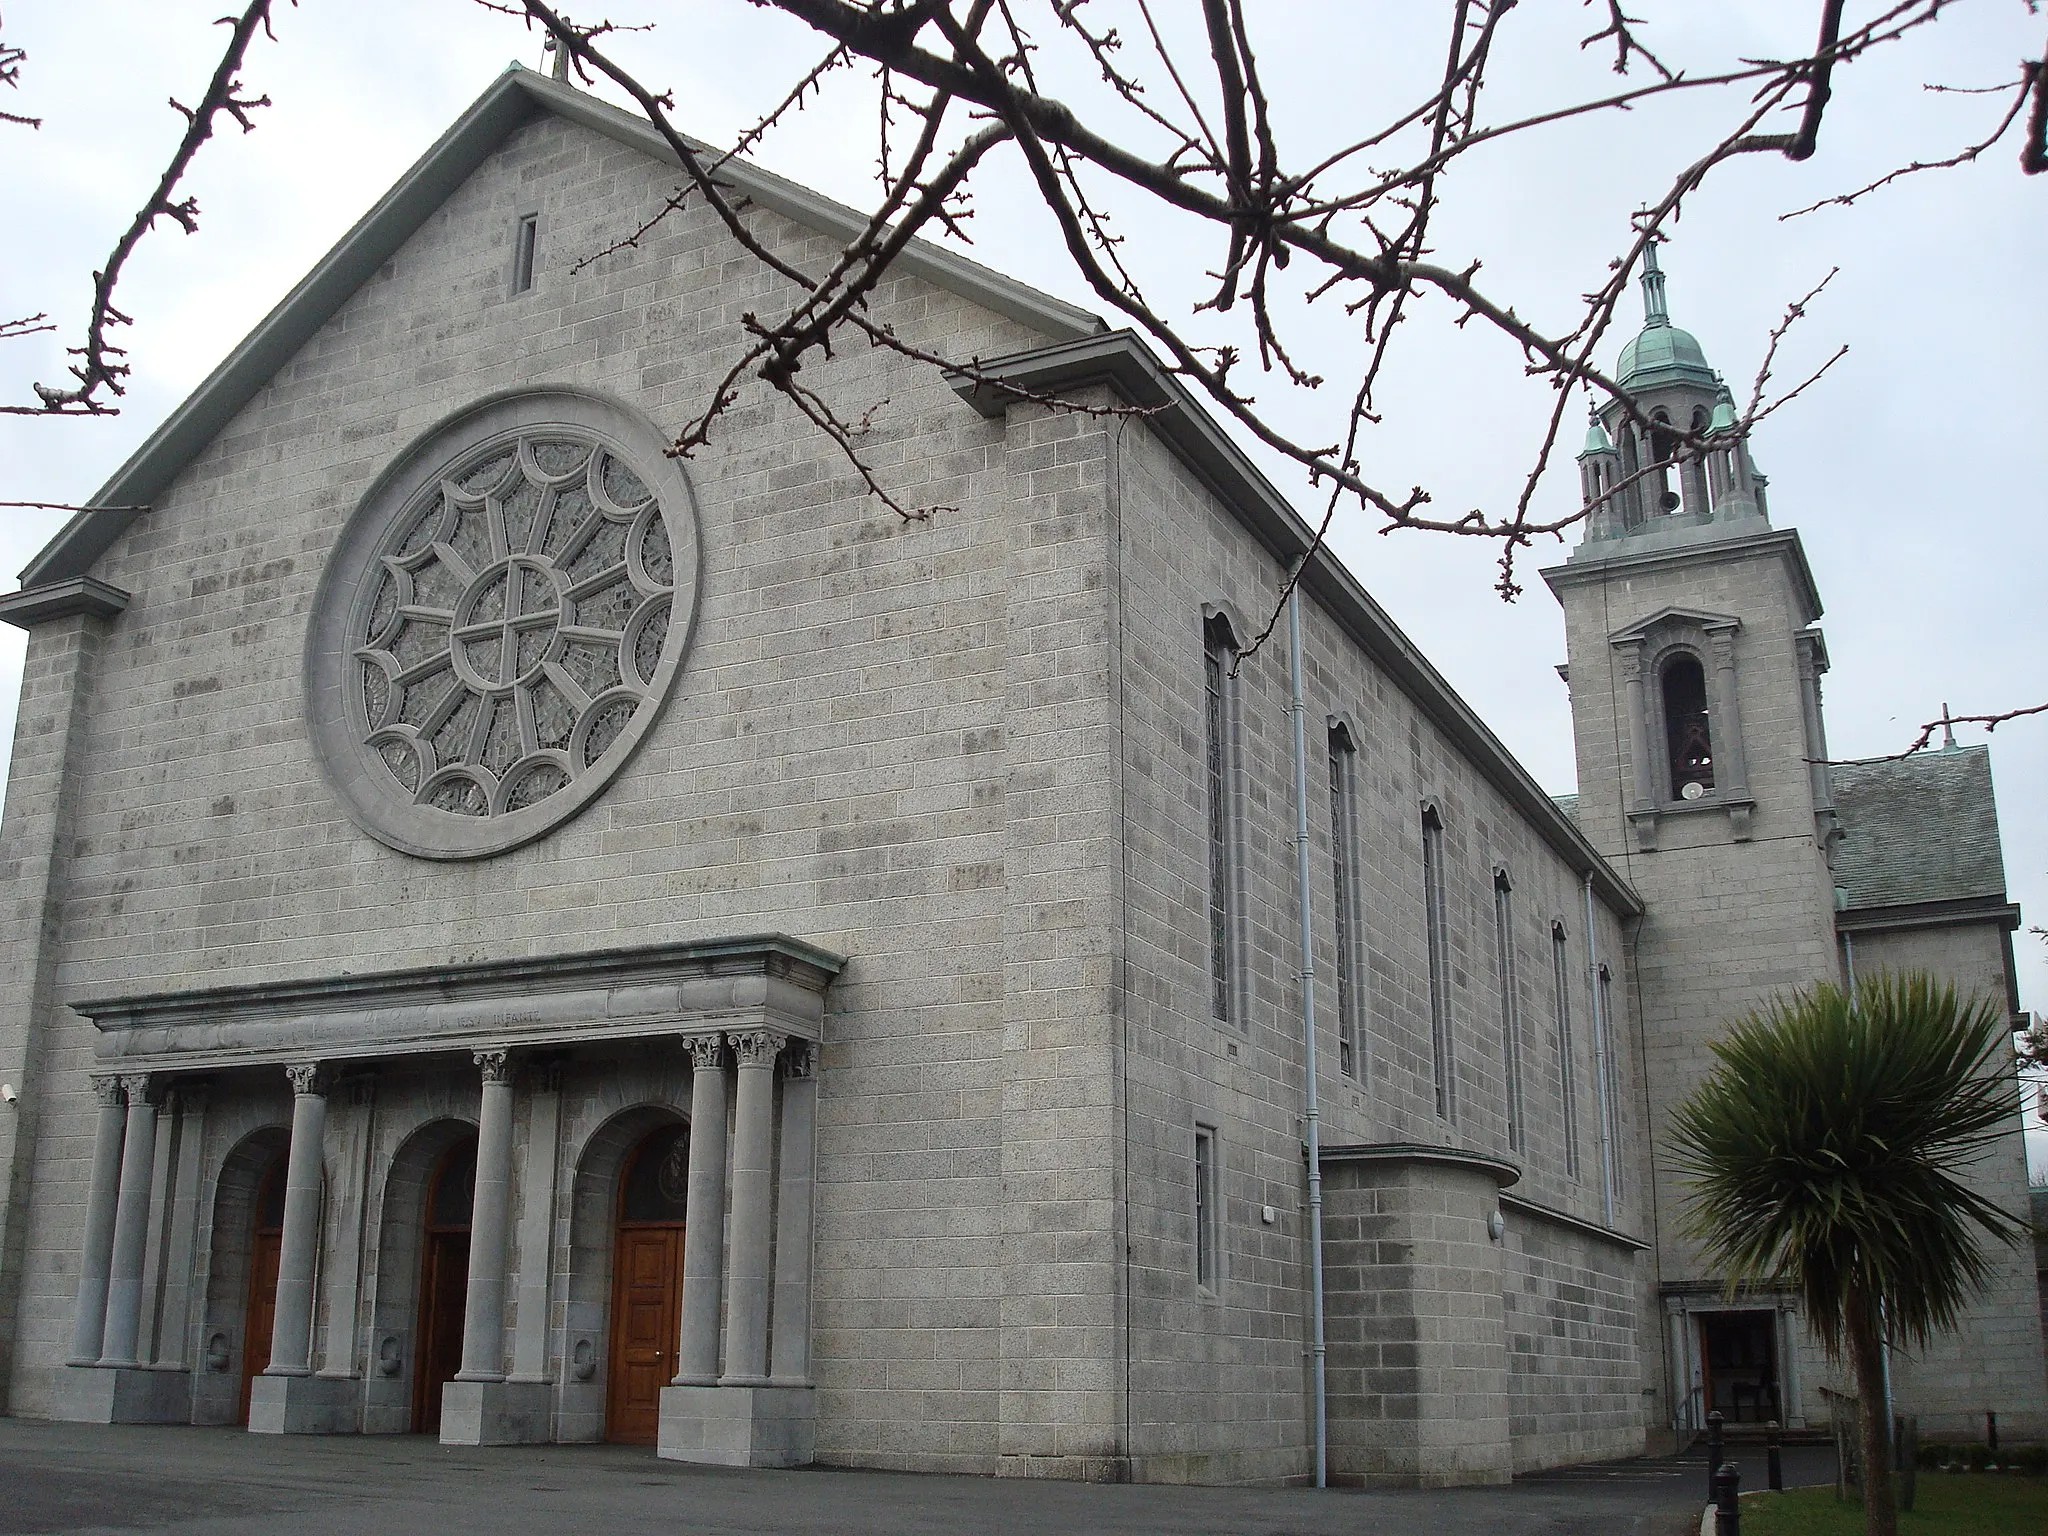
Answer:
xmin=1628 ymin=793 xmax=1755 ymax=850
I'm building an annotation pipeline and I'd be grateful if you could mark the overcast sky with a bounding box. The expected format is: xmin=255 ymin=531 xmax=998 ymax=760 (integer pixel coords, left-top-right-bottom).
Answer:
xmin=3 ymin=3 xmax=2043 ymax=1153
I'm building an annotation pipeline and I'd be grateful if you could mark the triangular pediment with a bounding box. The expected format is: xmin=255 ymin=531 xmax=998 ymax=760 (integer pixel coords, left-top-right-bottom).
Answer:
xmin=19 ymin=66 xmax=1101 ymax=593
xmin=1607 ymin=605 xmax=1741 ymax=645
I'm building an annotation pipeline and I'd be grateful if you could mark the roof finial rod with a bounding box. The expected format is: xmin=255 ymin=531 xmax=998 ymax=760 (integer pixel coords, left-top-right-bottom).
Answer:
xmin=1940 ymin=702 xmax=1957 ymax=750
xmin=545 ymin=33 xmax=571 ymax=82
xmin=1640 ymin=240 xmax=1670 ymax=328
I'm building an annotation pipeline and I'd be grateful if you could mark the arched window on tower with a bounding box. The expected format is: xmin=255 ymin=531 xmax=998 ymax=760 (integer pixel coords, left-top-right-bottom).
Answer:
xmin=1662 ymin=652 xmax=1714 ymax=799
xmin=1618 ymin=428 xmax=1644 ymax=530
xmin=1649 ymin=410 xmax=1681 ymax=515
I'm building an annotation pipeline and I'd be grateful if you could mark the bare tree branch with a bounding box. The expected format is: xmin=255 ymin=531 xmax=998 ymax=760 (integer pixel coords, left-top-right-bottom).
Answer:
xmin=1815 ymin=702 xmax=2048 ymax=766
xmin=1784 ymin=67 xmax=2041 ymax=216
xmin=0 ymin=10 xmax=38 ymax=129
xmin=5 ymin=0 xmax=289 ymax=417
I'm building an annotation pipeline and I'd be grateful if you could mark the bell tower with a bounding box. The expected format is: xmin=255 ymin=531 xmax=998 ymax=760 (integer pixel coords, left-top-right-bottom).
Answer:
xmin=1542 ymin=246 xmax=1846 ymax=1301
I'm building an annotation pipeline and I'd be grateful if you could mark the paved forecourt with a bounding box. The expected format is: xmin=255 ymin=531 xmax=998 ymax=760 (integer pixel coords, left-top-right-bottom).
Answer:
xmin=0 ymin=1418 xmax=1827 ymax=1535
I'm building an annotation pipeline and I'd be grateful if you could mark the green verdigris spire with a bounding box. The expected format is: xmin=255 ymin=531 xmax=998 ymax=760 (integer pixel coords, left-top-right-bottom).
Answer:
xmin=1616 ymin=244 xmax=1715 ymax=392
xmin=1641 ymin=243 xmax=1671 ymax=327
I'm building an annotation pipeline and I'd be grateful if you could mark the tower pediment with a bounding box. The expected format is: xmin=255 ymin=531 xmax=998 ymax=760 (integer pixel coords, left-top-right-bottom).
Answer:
xmin=1606 ymin=606 xmax=1741 ymax=646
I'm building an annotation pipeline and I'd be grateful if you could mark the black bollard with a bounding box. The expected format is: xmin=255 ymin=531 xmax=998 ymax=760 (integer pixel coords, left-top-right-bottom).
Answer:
xmin=1714 ymin=1460 xmax=1742 ymax=1536
xmin=1706 ymin=1411 xmax=1725 ymax=1501
xmin=1766 ymin=1420 xmax=1783 ymax=1492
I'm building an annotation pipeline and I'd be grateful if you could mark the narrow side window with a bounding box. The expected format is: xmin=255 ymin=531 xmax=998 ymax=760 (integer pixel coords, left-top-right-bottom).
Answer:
xmin=512 ymin=212 xmax=540 ymax=295
xmin=1597 ymin=962 xmax=1622 ymax=1205
xmin=1421 ymin=803 xmax=1454 ymax=1122
xmin=1494 ymin=869 xmax=1523 ymax=1150
xmin=1203 ymin=616 xmax=1240 ymax=1027
xmin=1328 ymin=725 xmax=1363 ymax=1080
xmin=1193 ymin=1125 xmax=1221 ymax=1290
xmin=1552 ymin=921 xmax=1580 ymax=1180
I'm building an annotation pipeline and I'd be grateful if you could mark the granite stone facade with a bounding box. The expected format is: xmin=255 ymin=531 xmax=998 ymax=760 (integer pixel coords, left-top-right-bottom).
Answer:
xmin=0 ymin=64 xmax=2036 ymax=1488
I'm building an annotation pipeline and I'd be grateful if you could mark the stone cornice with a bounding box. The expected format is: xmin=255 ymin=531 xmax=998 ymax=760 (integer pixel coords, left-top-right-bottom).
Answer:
xmin=75 ymin=934 xmax=845 ymax=1073
xmin=0 ymin=574 xmax=131 ymax=629
xmin=1542 ymin=526 xmax=1824 ymax=627
xmin=1835 ymin=895 xmax=2020 ymax=935
xmin=1318 ymin=1140 xmax=1522 ymax=1189
xmin=1499 ymin=1192 xmax=1650 ymax=1253
xmin=949 ymin=331 xmax=1642 ymax=921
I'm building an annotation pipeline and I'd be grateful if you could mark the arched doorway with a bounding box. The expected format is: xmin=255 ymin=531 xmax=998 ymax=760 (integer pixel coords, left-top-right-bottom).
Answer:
xmin=606 ymin=1122 xmax=689 ymax=1444
xmin=412 ymin=1134 xmax=476 ymax=1436
xmin=236 ymin=1155 xmax=287 ymax=1424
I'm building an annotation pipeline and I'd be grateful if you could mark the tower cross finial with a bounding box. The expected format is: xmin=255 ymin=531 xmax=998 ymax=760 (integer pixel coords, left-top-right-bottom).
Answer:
xmin=1641 ymin=241 xmax=1670 ymax=327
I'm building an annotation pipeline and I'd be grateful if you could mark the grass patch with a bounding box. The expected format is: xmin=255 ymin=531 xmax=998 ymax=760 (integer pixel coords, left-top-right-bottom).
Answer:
xmin=1740 ymin=1476 xmax=2048 ymax=1536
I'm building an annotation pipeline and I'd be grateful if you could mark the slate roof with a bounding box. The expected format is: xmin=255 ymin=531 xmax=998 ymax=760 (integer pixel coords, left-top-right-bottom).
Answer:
xmin=1830 ymin=746 xmax=2007 ymax=910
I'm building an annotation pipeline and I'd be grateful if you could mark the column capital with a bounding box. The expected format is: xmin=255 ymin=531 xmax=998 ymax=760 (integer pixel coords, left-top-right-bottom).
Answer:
xmin=90 ymin=1074 xmax=126 ymax=1108
xmin=284 ymin=1062 xmax=329 ymax=1098
xmin=117 ymin=1073 xmax=159 ymax=1107
xmin=780 ymin=1040 xmax=816 ymax=1081
xmin=728 ymin=1029 xmax=789 ymax=1070
xmin=683 ymin=1033 xmax=725 ymax=1072
xmin=473 ymin=1049 xmax=514 ymax=1084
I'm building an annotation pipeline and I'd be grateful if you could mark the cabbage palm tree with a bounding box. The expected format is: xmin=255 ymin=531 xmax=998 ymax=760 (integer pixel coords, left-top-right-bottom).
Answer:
xmin=1669 ymin=972 xmax=2027 ymax=1536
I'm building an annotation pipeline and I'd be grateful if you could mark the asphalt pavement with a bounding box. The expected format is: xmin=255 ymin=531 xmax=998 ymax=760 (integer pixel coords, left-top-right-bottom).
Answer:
xmin=0 ymin=1418 xmax=1835 ymax=1536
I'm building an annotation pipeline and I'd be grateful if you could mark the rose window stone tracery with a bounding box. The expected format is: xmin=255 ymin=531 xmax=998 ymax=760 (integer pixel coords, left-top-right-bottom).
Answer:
xmin=307 ymin=391 xmax=700 ymax=860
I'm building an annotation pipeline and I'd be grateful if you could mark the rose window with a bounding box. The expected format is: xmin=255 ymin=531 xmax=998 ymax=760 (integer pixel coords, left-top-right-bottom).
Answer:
xmin=307 ymin=392 xmax=700 ymax=859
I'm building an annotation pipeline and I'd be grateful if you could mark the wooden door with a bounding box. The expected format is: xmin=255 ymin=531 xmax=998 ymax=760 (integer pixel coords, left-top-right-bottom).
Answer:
xmin=237 ymin=1230 xmax=282 ymax=1423
xmin=238 ymin=1157 xmax=288 ymax=1425
xmin=606 ymin=1225 xmax=683 ymax=1444
xmin=413 ymin=1136 xmax=478 ymax=1435
xmin=413 ymin=1230 xmax=470 ymax=1435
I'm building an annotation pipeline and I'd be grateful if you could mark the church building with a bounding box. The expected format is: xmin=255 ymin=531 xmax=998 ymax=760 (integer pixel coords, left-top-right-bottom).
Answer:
xmin=0 ymin=64 xmax=2037 ymax=1486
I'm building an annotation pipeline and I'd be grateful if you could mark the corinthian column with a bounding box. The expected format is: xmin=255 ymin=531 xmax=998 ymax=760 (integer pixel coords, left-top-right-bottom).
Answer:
xmin=673 ymin=1034 xmax=728 ymax=1385
xmin=98 ymin=1075 xmax=160 ymax=1367
xmin=266 ymin=1063 xmax=328 ymax=1378
xmin=720 ymin=1029 xmax=786 ymax=1387
xmin=457 ymin=1050 xmax=514 ymax=1383
xmin=68 ymin=1076 xmax=128 ymax=1365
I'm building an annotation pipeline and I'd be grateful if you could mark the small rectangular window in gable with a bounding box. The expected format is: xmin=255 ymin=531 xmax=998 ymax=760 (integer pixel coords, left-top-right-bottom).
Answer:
xmin=512 ymin=212 xmax=540 ymax=295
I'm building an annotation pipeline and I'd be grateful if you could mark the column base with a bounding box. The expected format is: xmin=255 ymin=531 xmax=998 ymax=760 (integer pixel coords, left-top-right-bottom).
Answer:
xmin=247 ymin=1372 xmax=359 ymax=1435
xmin=657 ymin=1384 xmax=815 ymax=1467
xmin=439 ymin=1379 xmax=553 ymax=1445
xmin=56 ymin=1364 xmax=192 ymax=1424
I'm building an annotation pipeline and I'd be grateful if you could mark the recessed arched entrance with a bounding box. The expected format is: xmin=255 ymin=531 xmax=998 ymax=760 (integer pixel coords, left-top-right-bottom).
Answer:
xmin=606 ymin=1121 xmax=690 ymax=1444
xmin=236 ymin=1154 xmax=287 ymax=1424
xmin=412 ymin=1134 xmax=477 ymax=1436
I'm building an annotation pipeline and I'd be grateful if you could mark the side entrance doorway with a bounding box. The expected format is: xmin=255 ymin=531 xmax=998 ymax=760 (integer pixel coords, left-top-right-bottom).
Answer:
xmin=1699 ymin=1310 xmax=1780 ymax=1423
xmin=413 ymin=1135 xmax=477 ymax=1436
xmin=237 ymin=1157 xmax=287 ymax=1424
xmin=606 ymin=1122 xmax=690 ymax=1444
